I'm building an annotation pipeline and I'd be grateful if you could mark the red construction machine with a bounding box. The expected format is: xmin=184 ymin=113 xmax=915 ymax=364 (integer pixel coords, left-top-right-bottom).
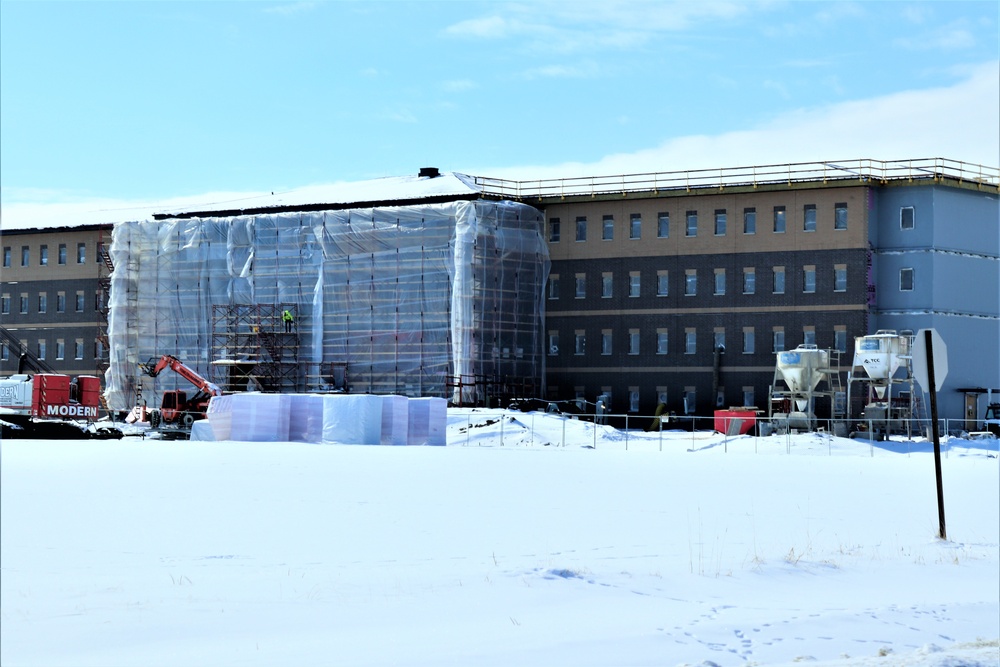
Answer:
xmin=0 ymin=372 xmax=122 ymax=439
xmin=139 ymin=355 xmax=223 ymax=437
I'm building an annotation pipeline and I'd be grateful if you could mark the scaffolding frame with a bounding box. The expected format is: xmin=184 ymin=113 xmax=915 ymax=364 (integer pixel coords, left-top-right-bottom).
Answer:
xmin=210 ymin=304 xmax=303 ymax=393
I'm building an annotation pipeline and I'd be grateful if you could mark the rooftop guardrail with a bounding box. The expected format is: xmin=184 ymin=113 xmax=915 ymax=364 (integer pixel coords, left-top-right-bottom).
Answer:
xmin=472 ymin=158 xmax=1000 ymax=200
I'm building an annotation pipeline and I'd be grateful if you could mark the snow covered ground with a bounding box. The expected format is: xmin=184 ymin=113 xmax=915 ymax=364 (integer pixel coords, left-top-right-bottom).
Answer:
xmin=2 ymin=408 xmax=998 ymax=667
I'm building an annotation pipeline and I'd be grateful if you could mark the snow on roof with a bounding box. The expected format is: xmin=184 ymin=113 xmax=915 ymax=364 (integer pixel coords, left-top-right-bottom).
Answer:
xmin=1 ymin=171 xmax=483 ymax=232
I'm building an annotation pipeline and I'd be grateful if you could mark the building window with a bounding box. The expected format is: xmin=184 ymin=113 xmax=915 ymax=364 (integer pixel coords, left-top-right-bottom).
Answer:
xmin=20 ymin=294 xmax=28 ymax=314
xmin=39 ymin=245 xmax=48 ymax=266
xmin=685 ymin=329 xmax=696 ymax=355
xmin=803 ymin=266 xmax=816 ymax=293
xmin=773 ymin=267 xmax=785 ymax=294
xmin=601 ymin=330 xmax=612 ymax=355
xmin=628 ymin=272 xmax=640 ymax=297
xmin=548 ymin=332 xmax=559 ymax=356
xmin=834 ymin=329 xmax=847 ymax=353
xmin=685 ymin=211 xmax=698 ymax=237
xmin=548 ymin=275 xmax=559 ymax=300
xmin=657 ymin=212 xmax=669 ymax=238
xmin=683 ymin=388 xmax=696 ymax=415
xmin=37 ymin=339 xmax=46 ymax=360
xmin=1 ymin=343 xmax=8 ymax=361
xmin=803 ymin=328 xmax=816 ymax=346
xmin=743 ymin=268 xmax=756 ymax=294
xmin=742 ymin=387 xmax=755 ymax=408
xmin=56 ymin=339 xmax=65 ymax=361
xmin=834 ymin=265 xmax=847 ymax=292
xmin=629 ymin=214 xmax=641 ymax=239
xmin=803 ymin=204 xmax=817 ymax=232
xmin=76 ymin=291 xmax=85 ymax=312
xmin=900 ymin=267 xmax=914 ymax=291
xmin=656 ymin=329 xmax=668 ymax=355
xmin=743 ymin=208 xmax=756 ymax=234
xmin=743 ymin=328 xmax=755 ymax=354
xmin=685 ymin=270 xmax=697 ymax=296
xmin=602 ymin=215 xmax=614 ymax=241
xmin=2 ymin=247 xmax=10 ymax=268
xmin=773 ymin=329 xmax=785 ymax=352
xmin=602 ymin=273 xmax=613 ymax=298
xmin=95 ymin=290 xmax=104 ymax=312
xmin=575 ymin=217 xmax=587 ymax=242
xmin=656 ymin=387 xmax=668 ymax=407
xmin=75 ymin=339 xmax=85 ymax=360
xmin=21 ymin=246 xmax=30 ymax=267
xmin=628 ymin=329 xmax=640 ymax=355
xmin=57 ymin=292 xmax=66 ymax=313
xmin=77 ymin=242 xmax=86 ymax=264
xmin=714 ymin=210 xmax=727 ymax=236
xmin=712 ymin=329 xmax=726 ymax=352
xmin=58 ymin=243 xmax=67 ymax=264
xmin=548 ymin=218 xmax=561 ymax=243
xmin=656 ymin=271 xmax=669 ymax=297
xmin=1 ymin=295 xmax=8 ymax=315
xmin=773 ymin=206 xmax=786 ymax=233
xmin=38 ymin=293 xmax=47 ymax=313
xmin=574 ymin=331 xmax=586 ymax=355
xmin=834 ymin=203 xmax=848 ymax=230
xmin=900 ymin=206 xmax=915 ymax=230
xmin=714 ymin=330 xmax=726 ymax=352
xmin=714 ymin=269 xmax=725 ymax=295
xmin=575 ymin=274 xmax=586 ymax=299
xmin=628 ymin=388 xmax=640 ymax=413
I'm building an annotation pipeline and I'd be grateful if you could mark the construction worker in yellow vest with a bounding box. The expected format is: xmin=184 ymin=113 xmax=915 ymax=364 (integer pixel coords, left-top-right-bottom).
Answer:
xmin=282 ymin=309 xmax=294 ymax=333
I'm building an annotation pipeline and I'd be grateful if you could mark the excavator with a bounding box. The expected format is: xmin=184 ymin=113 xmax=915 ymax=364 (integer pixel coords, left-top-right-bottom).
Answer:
xmin=139 ymin=354 xmax=223 ymax=437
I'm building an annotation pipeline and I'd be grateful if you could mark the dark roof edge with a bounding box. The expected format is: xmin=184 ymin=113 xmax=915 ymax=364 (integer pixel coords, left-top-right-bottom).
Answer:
xmin=0 ymin=222 xmax=115 ymax=235
xmin=153 ymin=193 xmax=482 ymax=220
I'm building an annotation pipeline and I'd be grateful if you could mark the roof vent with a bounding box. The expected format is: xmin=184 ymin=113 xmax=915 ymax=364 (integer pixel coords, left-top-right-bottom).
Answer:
xmin=419 ymin=167 xmax=441 ymax=178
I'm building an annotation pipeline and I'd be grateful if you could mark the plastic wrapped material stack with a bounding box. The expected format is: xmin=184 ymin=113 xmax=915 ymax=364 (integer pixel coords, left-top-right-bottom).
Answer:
xmin=287 ymin=394 xmax=325 ymax=443
xmin=206 ymin=394 xmax=292 ymax=442
xmin=105 ymin=197 xmax=549 ymax=413
xmin=204 ymin=393 xmax=444 ymax=445
xmin=380 ymin=395 xmax=409 ymax=446
xmin=206 ymin=395 xmax=235 ymax=440
xmin=321 ymin=395 xmax=383 ymax=445
xmin=188 ymin=421 xmax=215 ymax=441
xmin=407 ymin=397 xmax=448 ymax=446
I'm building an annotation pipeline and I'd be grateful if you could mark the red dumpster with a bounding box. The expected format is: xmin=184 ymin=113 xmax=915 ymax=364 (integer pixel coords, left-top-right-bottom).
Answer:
xmin=714 ymin=408 xmax=757 ymax=435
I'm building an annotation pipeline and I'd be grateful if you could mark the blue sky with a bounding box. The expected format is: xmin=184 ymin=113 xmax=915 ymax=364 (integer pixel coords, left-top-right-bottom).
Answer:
xmin=1 ymin=1 xmax=997 ymax=216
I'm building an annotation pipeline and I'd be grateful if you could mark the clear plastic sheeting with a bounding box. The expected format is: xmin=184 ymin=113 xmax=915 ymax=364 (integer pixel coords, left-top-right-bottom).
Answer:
xmin=106 ymin=200 xmax=549 ymax=412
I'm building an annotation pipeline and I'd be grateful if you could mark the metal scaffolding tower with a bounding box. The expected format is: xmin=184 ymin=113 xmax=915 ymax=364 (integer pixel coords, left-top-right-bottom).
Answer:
xmin=210 ymin=304 xmax=304 ymax=394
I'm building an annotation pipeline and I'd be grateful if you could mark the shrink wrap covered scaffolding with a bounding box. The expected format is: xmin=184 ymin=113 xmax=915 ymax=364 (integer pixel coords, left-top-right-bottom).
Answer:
xmin=105 ymin=196 xmax=549 ymax=412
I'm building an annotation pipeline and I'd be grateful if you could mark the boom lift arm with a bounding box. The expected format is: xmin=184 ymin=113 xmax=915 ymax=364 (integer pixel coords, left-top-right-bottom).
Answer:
xmin=140 ymin=355 xmax=223 ymax=399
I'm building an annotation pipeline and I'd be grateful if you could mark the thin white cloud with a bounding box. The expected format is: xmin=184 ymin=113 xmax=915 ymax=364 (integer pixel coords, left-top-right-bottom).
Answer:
xmin=262 ymin=2 xmax=317 ymax=16
xmin=473 ymin=61 xmax=1000 ymax=179
xmin=443 ymin=15 xmax=511 ymax=39
xmin=814 ymin=1 xmax=866 ymax=24
xmin=442 ymin=1 xmax=753 ymax=53
xmin=520 ymin=62 xmax=603 ymax=80
xmin=762 ymin=79 xmax=792 ymax=100
xmin=894 ymin=22 xmax=978 ymax=51
xmin=441 ymin=79 xmax=478 ymax=92
xmin=900 ymin=4 xmax=932 ymax=24
xmin=381 ymin=107 xmax=418 ymax=124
